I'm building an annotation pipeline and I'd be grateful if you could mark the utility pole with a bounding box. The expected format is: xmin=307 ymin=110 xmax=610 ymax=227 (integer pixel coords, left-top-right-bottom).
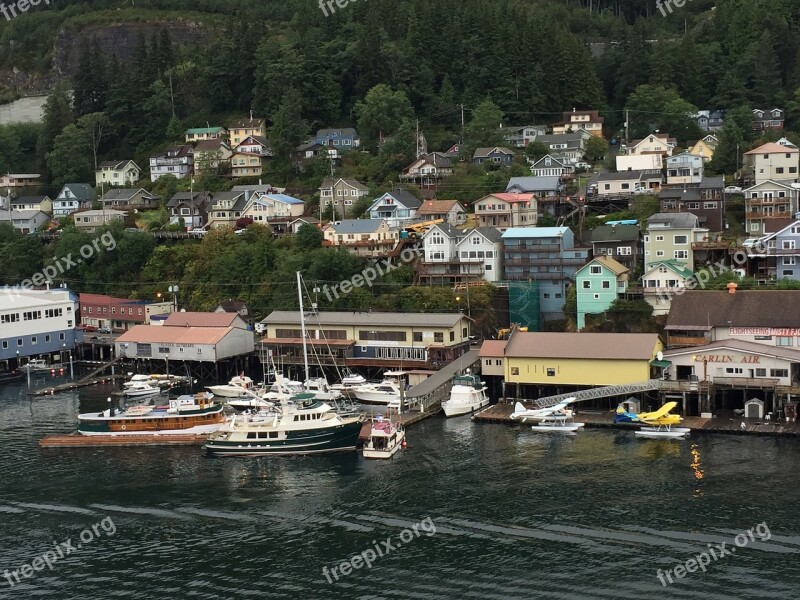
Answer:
xmin=416 ymin=119 xmax=420 ymax=158
xmin=625 ymin=109 xmax=630 ymax=145
xmin=460 ymin=104 xmax=465 ymax=146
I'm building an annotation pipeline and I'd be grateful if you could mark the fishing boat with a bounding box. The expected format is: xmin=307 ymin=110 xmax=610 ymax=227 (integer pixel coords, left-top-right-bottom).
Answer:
xmin=442 ymin=371 xmax=489 ymax=417
xmin=362 ymin=415 xmax=406 ymax=459
xmin=529 ymin=414 xmax=584 ymax=433
xmin=78 ymin=392 xmax=224 ymax=436
xmin=203 ymin=394 xmax=365 ymax=456
xmin=207 ymin=375 xmax=256 ymax=398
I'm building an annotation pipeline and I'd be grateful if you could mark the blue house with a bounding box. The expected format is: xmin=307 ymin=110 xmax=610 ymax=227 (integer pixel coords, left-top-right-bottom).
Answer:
xmin=472 ymin=147 xmax=515 ymax=166
xmin=313 ymin=128 xmax=360 ymax=150
xmin=366 ymin=190 xmax=422 ymax=229
xmin=501 ymin=226 xmax=589 ymax=320
xmin=752 ymin=220 xmax=800 ymax=281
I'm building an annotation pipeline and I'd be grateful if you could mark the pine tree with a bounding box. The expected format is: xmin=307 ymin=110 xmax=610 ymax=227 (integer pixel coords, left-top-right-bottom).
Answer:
xmin=36 ymin=83 xmax=74 ymax=176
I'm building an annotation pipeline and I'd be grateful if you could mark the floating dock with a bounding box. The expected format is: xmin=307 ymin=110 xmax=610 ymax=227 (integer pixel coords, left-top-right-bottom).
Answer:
xmin=39 ymin=434 xmax=208 ymax=448
xmin=473 ymin=403 xmax=800 ymax=437
xmin=29 ymin=375 xmax=126 ymax=396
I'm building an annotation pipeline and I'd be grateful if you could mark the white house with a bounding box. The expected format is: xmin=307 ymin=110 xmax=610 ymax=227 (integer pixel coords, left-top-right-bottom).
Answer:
xmin=366 ymin=190 xmax=422 ymax=228
xmin=95 ymin=160 xmax=141 ymax=187
xmin=52 ymin=184 xmax=97 ymax=217
xmin=242 ymin=193 xmax=305 ymax=224
xmin=743 ymin=142 xmax=800 ymax=186
xmin=149 ymin=145 xmax=194 ymax=182
xmin=418 ymin=224 xmax=502 ymax=284
xmin=641 ymin=259 xmax=695 ymax=316
xmin=665 ymin=152 xmax=704 ymax=186
xmin=0 ymin=209 xmax=48 ymax=233
xmin=529 ymin=154 xmax=575 ymax=178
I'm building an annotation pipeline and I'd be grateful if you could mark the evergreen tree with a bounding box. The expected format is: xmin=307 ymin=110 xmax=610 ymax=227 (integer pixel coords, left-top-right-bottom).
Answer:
xmin=269 ymin=87 xmax=308 ymax=170
xmin=36 ymin=83 xmax=74 ymax=176
xmin=464 ymin=97 xmax=504 ymax=154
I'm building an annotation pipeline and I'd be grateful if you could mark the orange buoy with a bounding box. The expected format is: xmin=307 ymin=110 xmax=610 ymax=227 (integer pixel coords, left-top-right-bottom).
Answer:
xmin=401 ymin=439 xmax=408 ymax=450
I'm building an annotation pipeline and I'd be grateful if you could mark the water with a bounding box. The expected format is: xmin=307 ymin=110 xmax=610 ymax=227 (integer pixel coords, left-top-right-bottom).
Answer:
xmin=2 ymin=377 xmax=800 ymax=599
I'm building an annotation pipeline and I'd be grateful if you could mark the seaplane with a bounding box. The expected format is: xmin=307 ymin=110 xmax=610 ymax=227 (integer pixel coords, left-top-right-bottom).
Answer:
xmin=615 ymin=402 xmax=689 ymax=439
xmin=510 ymin=398 xmax=578 ymax=423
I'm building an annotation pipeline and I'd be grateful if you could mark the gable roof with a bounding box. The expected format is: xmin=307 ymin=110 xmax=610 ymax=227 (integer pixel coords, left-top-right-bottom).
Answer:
xmin=167 ymin=191 xmax=212 ymax=207
xmin=473 ymin=147 xmax=515 ymax=158
xmin=229 ymin=118 xmax=264 ymax=129
xmin=505 ymin=332 xmax=659 ymax=360
xmin=532 ymin=154 xmax=571 ymax=168
xmin=501 ymin=226 xmax=570 ymax=239
xmin=647 ymin=212 xmax=700 ymax=229
xmin=98 ymin=160 xmax=138 ymax=170
xmin=59 ymin=184 xmax=96 ymax=201
xmin=455 ymin=227 xmax=502 ymax=245
xmin=377 ymin=190 xmax=421 ymax=209
xmin=478 ymin=339 xmax=506 ymax=358
xmin=418 ymin=200 xmax=464 ymax=215
xmin=590 ymin=223 xmax=640 ymax=243
xmin=413 ymin=152 xmax=453 ymax=169
xmin=588 ymin=255 xmax=628 ymax=275
xmin=745 ymin=142 xmax=799 ymax=155
xmin=116 ymin=324 xmax=233 ymax=345
xmin=316 ymin=127 xmax=358 ymax=138
xmin=101 ymin=188 xmax=158 ymax=201
xmin=666 ymin=290 xmax=800 ymax=328
xmin=194 ymin=139 xmax=230 ymax=152
xmin=327 ymin=219 xmax=387 ymax=234
xmin=185 ymin=126 xmax=224 ymax=135
xmin=506 ymin=176 xmax=562 ymax=192
xmin=755 ymin=219 xmax=800 ymax=244
xmin=643 ymin=259 xmax=695 ymax=279
xmin=164 ymin=312 xmax=244 ymax=328
xmin=424 ymin=223 xmax=465 ymax=239
xmin=11 ymin=195 xmax=49 ymax=205
xmin=482 ymin=193 xmax=535 ymax=204
xmin=319 ymin=178 xmax=369 ymax=192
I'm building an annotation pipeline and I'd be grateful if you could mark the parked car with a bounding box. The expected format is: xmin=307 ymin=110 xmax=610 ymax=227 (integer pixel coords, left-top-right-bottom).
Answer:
xmin=190 ymin=227 xmax=207 ymax=237
xmin=574 ymin=161 xmax=591 ymax=170
xmin=724 ymin=186 xmax=743 ymax=194
xmin=77 ymin=324 xmax=97 ymax=332
xmin=97 ymin=327 xmax=112 ymax=334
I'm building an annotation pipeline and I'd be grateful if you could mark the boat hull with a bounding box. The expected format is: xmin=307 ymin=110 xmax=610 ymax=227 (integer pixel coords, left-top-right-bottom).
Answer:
xmin=442 ymin=393 xmax=489 ymax=417
xmin=78 ymin=405 xmax=224 ymax=435
xmin=207 ymin=385 xmax=252 ymax=398
xmin=203 ymin=420 xmax=364 ymax=456
xmin=635 ymin=430 xmax=689 ymax=439
xmin=530 ymin=424 xmax=582 ymax=433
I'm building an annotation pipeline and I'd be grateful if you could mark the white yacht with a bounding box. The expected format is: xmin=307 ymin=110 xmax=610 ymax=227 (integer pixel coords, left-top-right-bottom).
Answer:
xmin=353 ymin=371 xmax=413 ymax=409
xmin=304 ymin=377 xmax=344 ymax=402
xmin=21 ymin=359 xmax=63 ymax=372
xmin=204 ymin=393 xmax=365 ymax=456
xmin=207 ymin=375 xmax=255 ymax=398
xmin=362 ymin=415 xmax=406 ymax=459
xmin=331 ymin=370 xmax=367 ymax=392
xmin=123 ymin=381 xmax=163 ymax=398
xmin=442 ymin=372 xmax=489 ymax=417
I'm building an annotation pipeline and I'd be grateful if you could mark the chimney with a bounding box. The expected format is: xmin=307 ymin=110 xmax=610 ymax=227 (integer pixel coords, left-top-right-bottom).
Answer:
xmin=727 ymin=282 xmax=737 ymax=294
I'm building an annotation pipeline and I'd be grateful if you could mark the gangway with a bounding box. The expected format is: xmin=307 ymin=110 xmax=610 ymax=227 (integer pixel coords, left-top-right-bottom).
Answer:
xmin=528 ymin=379 xmax=662 ymax=409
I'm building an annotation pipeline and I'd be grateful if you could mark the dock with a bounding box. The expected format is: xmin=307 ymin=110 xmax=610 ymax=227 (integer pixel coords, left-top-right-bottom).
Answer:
xmin=39 ymin=434 xmax=208 ymax=448
xmin=473 ymin=402 xmax=800 ymax=436
xmin=29 ymin=357 xmax=124 ymax=396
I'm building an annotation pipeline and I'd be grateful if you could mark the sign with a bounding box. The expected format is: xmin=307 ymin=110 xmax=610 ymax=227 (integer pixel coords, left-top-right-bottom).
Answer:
xmin=693 ymin=354 xmax=760 ymax=364
xmin=730 ymin=327 xmax=800 ymax=337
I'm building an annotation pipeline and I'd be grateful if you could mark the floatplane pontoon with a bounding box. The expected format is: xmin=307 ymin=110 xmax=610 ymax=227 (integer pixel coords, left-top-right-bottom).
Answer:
xmin=529 ymin=413 xmax=585 ymax=434
xmin=615 ymin=401 xmax=688 ymax=439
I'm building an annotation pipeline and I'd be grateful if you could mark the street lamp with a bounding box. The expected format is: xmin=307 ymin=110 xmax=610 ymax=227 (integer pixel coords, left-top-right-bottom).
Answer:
xmin=168 ymin=285 xmax=179 ymax=312
xmin=455 ymin=295 xmax=462 ymax=313
xmin=64 ymin=342 xmax=73 ymax=380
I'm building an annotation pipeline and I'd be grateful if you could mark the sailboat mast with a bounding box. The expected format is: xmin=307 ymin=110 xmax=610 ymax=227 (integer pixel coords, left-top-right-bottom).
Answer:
xmin=297 ymin=271 xmax=310 ymax=382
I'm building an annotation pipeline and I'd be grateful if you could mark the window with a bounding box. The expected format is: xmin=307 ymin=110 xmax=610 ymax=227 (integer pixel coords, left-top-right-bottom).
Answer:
xmin=771 ymin=369 xmax=789 ymax=378
xmin=673 ymin=235 xmax=688 ymax=244
xmin=546 ymin=368 xmax=556 ymax=377
xmin=158 ymin=346 xmax=170 ymax=353
xmin=413 ymin=332 xmax=422 ymax=342
xmin=359 ymin=331 xmax=407 ymax=342
xmin=674 ymin=250 xmax=689 ymax=259
xmin=656 ymin=251 xmax=665 ymax=257
xmin=1 ymin=341 xmax=6 ymax=349
xmin=45 ymin=335 xmax=50 ymax=343
xmin=511 ymin=367 xmax=519 ymax=375
xmin=17 ymin=338 xmax=23 ymax=347
xmin=784 ymin=257 xmax=796 ymax=266
xmin=776 ymin=337 xmax=793 ymax=346
xmin=590 ymin=266 xmax=601 ymax=274
xmin=755 ymin=368 xmax=767 ymax=377
xmin=543 ymin=293 xmax=550 ymax=299
xmin=582 ymin=281 xmax=591 ymax=289
xmin=602 ymin=281 xmax=610 ymax=289
xmin=617 ymin=247 xmax=632 ymax=256
xmin=59 ymin=333 xmax=65 ymax=341
xmin=725 ymin=367 xmax=743 ymax=374
xmin=655 ymin=235 xmax=664 ymax=242
xmin=593 ymin=294 xmax=600 ymax=299
xmin=434 ymin=332 xmax=443 ymax=343
xmin=704 ymin=202 xmax=718 ymax=209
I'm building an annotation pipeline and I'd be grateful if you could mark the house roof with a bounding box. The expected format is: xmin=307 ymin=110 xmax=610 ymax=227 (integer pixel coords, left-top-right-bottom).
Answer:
xmin=484 ymin=193 xmax=535 ymax=204
xmin=414 ymin=153 xmax=453 ymax=169
xmin=210 ymin=191 xmax=246 ymax=211
xmin=291 ymin=217 xmax=320 ymax=225
xmin=0 ymin=209 xmax=46 ymax=221
xmin=167 ymin=191 xmax=211 ymax=207
xmin=535 ymin=133 xmax=585 ymax=146
xmin=643 ymin=260 xmax=696 ymax=279
xmin=478 ymin=339 xmax=506 ymax=358
xmin=698 ymin=176 xmax=724 ymax=189
xmin=501 ymin=226 xmax=570 ymax=239
xmin=505 ymin=332 xmax=659 ymax=360
xmin=418 ymin=200 xmax=464 ymax=215
xmin=186 ymin=127 xmax=224 ymax=135
xmin=647 ymin=212 xmax=700 ymax=229
xmin=231 ymin=184 xmax=283 ymax=194
xmin=532 ymin=154 xmax=570 ymax=168
xmin=229 ymin=118 xmax=264 ymax=129
xmin=578 ymin=255 xmax=629 ymax=276
xmin=454 ymin=227 xmax=502 ymax=245
xmin=744 ymin=142 xmax=798 ymax=155
xmin=590 ymin=224 xmax=640 ymax=243
xmin=425 ymin=223 xmax=465 ymax=239
xmin=79 ymin=293 xmax=153 ymax=306
xmin=11 ymin=195 xmax=49 ymax=204
xmin=73 ymin=209 xmax=126 ymax=218
xmin=506 ymin=176 xmax=562 ymax=192
xmin=217 ymin=299 xmax=249 ymax=313
xmin=597 ymin=170 xmax=645 ymax=182
xmin=327 ymin=219 xmax=386 ymax=234
xmin=316 ymin=127 xmax=358 ymax=138
xmin=666 ymin=290 xmax=800 ymax=328
xmin=60 ymin=184 xmax=96 ymax=201
xmin=319 ymin=178 xmax=369 ymax=192
xmin=101 ymin=188 xmax=158 ymax=201
xmin=98 ymin=160 xmax=137 ymax=170
xmin=377 ymin=190 xmax=421 ymax=209
xmin=659 ymin=188 xmax=702 ymax=202
xmin=473 ymin=147 xmax=515 ymax=158
xmin=258 ymin=193 xmax=303 ymax=205
xmin=663 ymin=338 xmax=800 ymax=362
xmin=261 ymin=310 xmax=466 ymax=328
xmin=116 ymin=324 xmax=233 ymax=345
xmin=164 ymin=312 xmax=243 ymax=328
xmin=194 ymin=139 xmax=230 ymax=152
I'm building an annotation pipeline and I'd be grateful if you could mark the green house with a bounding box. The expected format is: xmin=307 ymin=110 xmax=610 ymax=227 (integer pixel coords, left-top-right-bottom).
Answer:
xmin=575 ymin=256 xmax=629 ymax=330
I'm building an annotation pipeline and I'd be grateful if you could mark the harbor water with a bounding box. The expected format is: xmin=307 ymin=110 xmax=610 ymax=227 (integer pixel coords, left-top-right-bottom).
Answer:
xmin=2 ymin=377 xmax=800 ymax=599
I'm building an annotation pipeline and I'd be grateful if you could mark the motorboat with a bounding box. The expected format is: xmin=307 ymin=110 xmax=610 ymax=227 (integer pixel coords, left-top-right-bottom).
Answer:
xmin=123 ymin=381 xmax=163 ymax=398
xmin=442 ymin=372 xmax=489 ymax=417
xmin=529 ymin=414 xmax=584 ymax=433
xmin=124 ymin=373 xmax=188 ymax=389
xmin=204 ymin=394 xmax=365 ymax=456
xmin=78 ymin=392 xmax=224 ymax=436
xmin=331 ymin=370 xmax=367 ymax=392
xmin=21 ymin=359 xmax=64 ymax=372
xmin=639 ymin=426 xmax=691 ymax=434
xmin=353 ymin=380 xmax=403 ymax=407
xmin=207 ymin=375 xmax=256 ymax=398
xmin=304 ymin=377 xmax=344 ymax=401
xmin=227 ymin=395 xmax=274 ymax=412
xmin=362 ymin=415 xmax=406 ymax=459
xmin=0 ymin=370 xmax=24 ymax=384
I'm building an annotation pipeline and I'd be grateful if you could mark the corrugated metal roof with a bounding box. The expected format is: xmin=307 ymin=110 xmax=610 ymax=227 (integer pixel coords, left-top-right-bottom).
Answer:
xmin=262 ymin=311 xmax=466 ymax=328
xmin=116 ymin=325 xmax=232 ymax=345
xmin=505 ymin=332 xmax=659 ymax=360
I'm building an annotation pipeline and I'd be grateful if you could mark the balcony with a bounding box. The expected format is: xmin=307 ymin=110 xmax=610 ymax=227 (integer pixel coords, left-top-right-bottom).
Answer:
xmin=504 ymin=243 xmax=561 ymax=252
xmin=691 ymin=241 xmax=733 ymax=250
xmin=746 ymin=211 xmax=792 ymax=220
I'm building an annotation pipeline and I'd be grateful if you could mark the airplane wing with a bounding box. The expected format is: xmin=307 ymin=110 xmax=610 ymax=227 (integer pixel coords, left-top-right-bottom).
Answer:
xmin=637 ymin=401 xmax=678 ymax=423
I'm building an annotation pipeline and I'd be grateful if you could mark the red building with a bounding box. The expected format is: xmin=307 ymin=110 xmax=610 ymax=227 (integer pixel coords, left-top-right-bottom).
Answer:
xmin=79 ymin=294 xmax=173 ymax=332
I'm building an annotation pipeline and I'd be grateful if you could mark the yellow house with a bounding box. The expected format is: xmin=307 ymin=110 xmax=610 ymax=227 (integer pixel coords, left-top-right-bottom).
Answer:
xmin=228 ymin=117 xmax=266 ymax=147
xmin=503 ymin=331 xmax=663 ymax=386
xmin=688 ymin=136 xmax=718 ymax=161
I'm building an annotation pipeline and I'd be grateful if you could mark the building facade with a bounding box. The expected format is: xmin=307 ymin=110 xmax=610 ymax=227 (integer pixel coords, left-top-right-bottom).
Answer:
xmin=575 ymin=256 xmax=629 ymax=330
xmin=0 ymin=288 xmax=79 ymax=362
xmin=79 ymin=294 xmax=173 ymax=331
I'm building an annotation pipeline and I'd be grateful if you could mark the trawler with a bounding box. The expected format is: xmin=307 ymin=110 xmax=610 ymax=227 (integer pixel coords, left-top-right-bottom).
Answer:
xmin=442 ymin=371 xmax=489 ymax=417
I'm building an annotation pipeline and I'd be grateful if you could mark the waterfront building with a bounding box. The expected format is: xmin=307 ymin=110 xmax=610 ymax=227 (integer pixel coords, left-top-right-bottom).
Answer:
xmin=502 ymin=331 xmax=663 ymax=388
xmin=79 ymin=294 xmax=173 ymax=332
xmin=258 ymin=311 xmax=473 ymax=370
xmin=0 ymin=287 xmax=79 ymax=362
xmin=115 ymin=312 xmax=255 ymax=363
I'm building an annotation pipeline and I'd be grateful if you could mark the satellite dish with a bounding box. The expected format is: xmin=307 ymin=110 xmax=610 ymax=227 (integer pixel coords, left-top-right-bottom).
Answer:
xmin=657 ymin=351 xmax=664 ymax=361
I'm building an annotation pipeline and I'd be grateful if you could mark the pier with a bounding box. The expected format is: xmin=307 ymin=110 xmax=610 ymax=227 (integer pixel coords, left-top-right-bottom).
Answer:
xmin=28 ymin=357 xmax=124 ymax=396
xmin=39 ymin=434 xmax=208 ymax=448
xmin=473 ymin=403 xmax=800 ymax=436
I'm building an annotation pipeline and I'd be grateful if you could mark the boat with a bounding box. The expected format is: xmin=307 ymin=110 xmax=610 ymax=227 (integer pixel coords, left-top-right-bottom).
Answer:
xmin=304 ymin=377 xmax=344 ymax=402
xmin=21 ymin=359 xmax=64 ymax=372
xmin=362 ymin=415 xmax=406 ymax=459
xmin=639 ymin=426 xmax=691 ymax=434
xmin=0 ymin=370 xmax=24 ymax=384
xmin=78 ymin=392 xmax=224 ymax=436
xmin=442 ymin=371 xmax=489 ymax=417
xmin=207 ymin=375 xmax=256 ymax=398
xmin=203 ymin=394 xmax=365 ymax=456
xmin=353 ymin=379 xmax=403 ymax=407
xmin=124 ymin=373 xmax=188 ymax=389
xmin=529 ymin=414 xmax=584 ymax=433
xmin=331 ymin=370 xmax=367 ymax=392
xmin=123 ymin=381 xmax=163 ymax=398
